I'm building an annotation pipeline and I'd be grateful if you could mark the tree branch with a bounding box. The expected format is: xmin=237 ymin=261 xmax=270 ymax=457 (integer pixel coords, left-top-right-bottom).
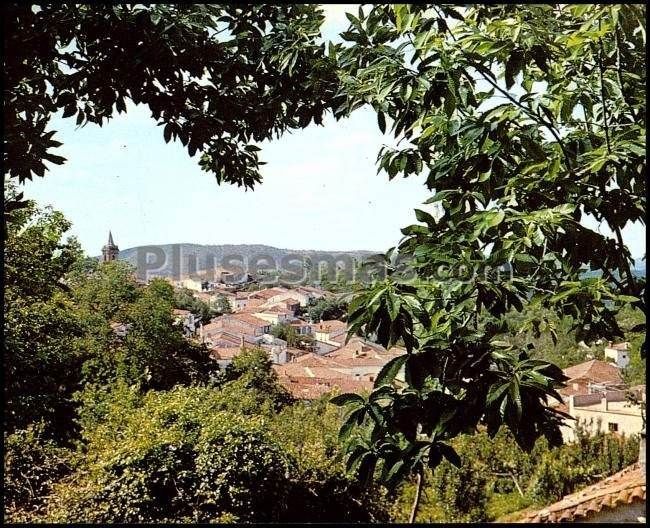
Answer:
xmin=409 ymin=468 xmax=424 ymax=523
xmin=430 ymin=5 xmax=575 ymax=171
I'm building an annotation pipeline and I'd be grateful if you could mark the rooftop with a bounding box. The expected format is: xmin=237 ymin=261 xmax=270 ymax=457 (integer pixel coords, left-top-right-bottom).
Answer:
xmin=520 ymin=463 xmax=646 ymax=523
xmin=276 ymin=374 xmax=373 ymax=400
xmin=314 ymin=319 xmax=348 ymax=334
xmin=326 ymin=337 xmax=402 ymax=367
xmin=606 ymin=341 xmax=630 ymax=351
xmin=249 ymin=287 xmax=290 ymax=300
xmin=560 ymin=360 xmax=624 ymax=397
xmin=220 ymin=313 xmax=270 ymax=327
xmin=209 ymin=346 xmax=242 ymax=360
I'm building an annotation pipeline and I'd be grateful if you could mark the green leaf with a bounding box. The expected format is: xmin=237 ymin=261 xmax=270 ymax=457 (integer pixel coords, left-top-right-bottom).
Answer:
xmin=338 ymin=411 xmax=360 ymax=441
xmin=374 ymin=354 xmax=407 ymax=387
xmin=377 ymin=111 xmax=386 ymax=134
xmin=437 ymin=442 xmax=461 ymax=468
xmin=330 ymin=393 xmax=365 ymax=407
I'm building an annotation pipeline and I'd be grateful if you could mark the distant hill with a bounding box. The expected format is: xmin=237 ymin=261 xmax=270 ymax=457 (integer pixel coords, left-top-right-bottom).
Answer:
xmin=114 ymin=243 xmax=378 ymax=278
xmin=107 ymin=243 xmax=646 ymax=281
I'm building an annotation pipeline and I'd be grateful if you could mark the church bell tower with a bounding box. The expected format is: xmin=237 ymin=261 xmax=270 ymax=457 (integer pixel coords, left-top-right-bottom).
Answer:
xmin=102 ymin=231 xmax=119 ymax=262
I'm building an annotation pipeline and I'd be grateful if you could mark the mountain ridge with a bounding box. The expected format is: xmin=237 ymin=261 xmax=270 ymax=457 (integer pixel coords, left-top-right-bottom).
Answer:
xmin=113 ymin=243 xmax=378 ymax=277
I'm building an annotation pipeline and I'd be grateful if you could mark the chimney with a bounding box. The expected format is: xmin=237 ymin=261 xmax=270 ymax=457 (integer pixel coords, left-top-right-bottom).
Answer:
xmin=639 ymin=429 xmax=646 ymax=472
xmin=240 ymin=335 xmax=245 ymax=348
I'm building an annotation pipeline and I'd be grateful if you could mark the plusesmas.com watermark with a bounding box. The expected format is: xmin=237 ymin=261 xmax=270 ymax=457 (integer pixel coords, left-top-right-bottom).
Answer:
xmin=133 ymin=244 xmax=514 ymax=287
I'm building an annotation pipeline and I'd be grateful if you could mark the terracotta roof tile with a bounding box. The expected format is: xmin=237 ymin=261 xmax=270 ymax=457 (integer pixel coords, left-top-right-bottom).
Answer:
xmin=559 ymin=360 xmax=625 ymax=398
xmin=520 ymin=463 xmax=646 ymax=523
xmin=563 ymin=359 xmax=623 ymax=384
xmin=276 ymin=375 xmax=373 ymax=400
xmin=325 ymin=337 xmax=403 ymax=367
xmin=249 ymin=287 xmax=289 ymax=300
xmin=209 ymin=346 xmax=242 ymax=360
xmin=238 ymin=298 xmax=266 ymax=312
xmin=222 ymin=313 xmax=270 ymax=327
xmin=607 ymin=341 xmax=630 ymax=351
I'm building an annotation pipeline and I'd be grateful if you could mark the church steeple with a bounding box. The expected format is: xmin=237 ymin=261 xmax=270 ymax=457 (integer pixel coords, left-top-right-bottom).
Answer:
xmin=102 ymin=231 xmax=119 ymax=262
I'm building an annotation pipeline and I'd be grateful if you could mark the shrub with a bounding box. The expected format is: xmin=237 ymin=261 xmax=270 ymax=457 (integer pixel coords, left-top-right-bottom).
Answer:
xmin=528 ymin=427 xmax=639 ymax=503
xmin=3 ymin=423 xmax=72 ymax=522
xmin=46 ymin=387 xmax=293 ymax=523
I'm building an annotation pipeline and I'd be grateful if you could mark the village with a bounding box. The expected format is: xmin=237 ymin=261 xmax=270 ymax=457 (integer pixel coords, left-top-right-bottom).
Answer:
xmin=168 ymin=272 xmax=645 ymax=445
xmin=168 ymin=271 xmax=406 ymax=400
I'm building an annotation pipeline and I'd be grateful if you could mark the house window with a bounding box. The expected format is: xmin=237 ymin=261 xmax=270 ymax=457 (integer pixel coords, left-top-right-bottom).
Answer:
xmin=608 ymin=422 xmax=619 ymax=432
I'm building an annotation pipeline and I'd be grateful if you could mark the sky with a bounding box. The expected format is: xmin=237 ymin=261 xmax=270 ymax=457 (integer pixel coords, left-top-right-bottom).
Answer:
xmin=22 ymin=5 xmax=646 ymax=262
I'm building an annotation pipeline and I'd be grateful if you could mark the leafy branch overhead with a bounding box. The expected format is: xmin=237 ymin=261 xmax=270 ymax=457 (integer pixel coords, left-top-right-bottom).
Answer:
xmin=330 ymin=3 xmax=645 ymax=497
xmin=3 ymin=4 xmax=339 ymax=194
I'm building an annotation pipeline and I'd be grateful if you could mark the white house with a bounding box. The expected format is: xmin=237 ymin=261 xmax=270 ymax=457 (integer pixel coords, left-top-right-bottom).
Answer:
xmin=605 ymin=341 xmax=631 ymax=369
xmin=561 ymin=387 xmax=646 ymax=443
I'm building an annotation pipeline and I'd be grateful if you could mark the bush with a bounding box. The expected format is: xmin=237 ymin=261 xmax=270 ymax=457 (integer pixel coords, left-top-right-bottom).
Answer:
xmin=47 ymin=382 xmax=390 ymax=523
xmin=3 ymin=424 xmax=73 ymax=522
xmin=431 ymin=460 xmax=489 ymax=522
xmin=528 ymin=427 xmax=639 ymax=503
xmin=46 ymin=387 xmax=293 ymax=523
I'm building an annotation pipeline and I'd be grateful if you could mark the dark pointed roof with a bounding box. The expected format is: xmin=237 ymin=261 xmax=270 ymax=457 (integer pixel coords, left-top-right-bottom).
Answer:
xmin=103 ymin=231 xmax=118 ymax=249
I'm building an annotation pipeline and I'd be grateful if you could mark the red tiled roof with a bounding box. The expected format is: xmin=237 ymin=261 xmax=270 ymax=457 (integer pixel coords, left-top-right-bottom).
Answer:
xmin=277 ymin=375 xmax=373 ymax=400
xmin=282 ymin=297 xmax=300 ymax=304
xmin=520 ymin=463 xmax=646 ymax=523
xmin=607 ymin=341 xmax=630 ymax=351
xmin=563 ymin=359 xmax=623 ymax=384
xmin=209 ymin=346 xmax=242 ymax=360
xmin=314 ymin=319 xmax=347 ymax=334
xmin=559 ymin=360 xmax=624 ymax=397
xmin=293 ymin=353 xmax=343 ymax=367
xmin=275 ymin=361 xmax=344 ymax=379
xmin=325 ymin=337 xmax=402 ymax=367
xmin=222 ymin=313 xmax=270 ymax=327
xmin=255 ymin=305 xmax=292 ymax=314
xmin=249 ymin=287 xmax=289 ymax=300
xmin=194 ymin=292 xmax=214 ymax=301
xmin=296 ymin=285 xmax=328 ymax=296
xmin=238 ymin=298 xmax=266 ymax=311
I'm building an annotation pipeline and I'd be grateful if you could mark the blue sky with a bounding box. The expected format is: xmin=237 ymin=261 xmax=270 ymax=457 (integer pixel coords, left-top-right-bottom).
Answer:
xmin=23 ymin=5 xmax=646 ymax=262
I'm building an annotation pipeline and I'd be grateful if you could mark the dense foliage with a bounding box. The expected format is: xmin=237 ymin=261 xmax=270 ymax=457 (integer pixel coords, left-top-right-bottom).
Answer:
xmin=3 ymin=424 xmax=73 ymax=522
xmin=2 ymin=4 xmax=340 ymax=223
xmin=303 ymin=296 xmax=349 ymax=322
xmin=3 ymin=184 xmax=84 ymax=437
xmin=4 ymin=196 xmax=219 ymax=436
xmin=389 ymin=426 xmax=639 ymax=522
xmin=7 ymin=359 xmax=389 ymax=523
xmin=331 ymin=4 xmax=646 ymax=505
